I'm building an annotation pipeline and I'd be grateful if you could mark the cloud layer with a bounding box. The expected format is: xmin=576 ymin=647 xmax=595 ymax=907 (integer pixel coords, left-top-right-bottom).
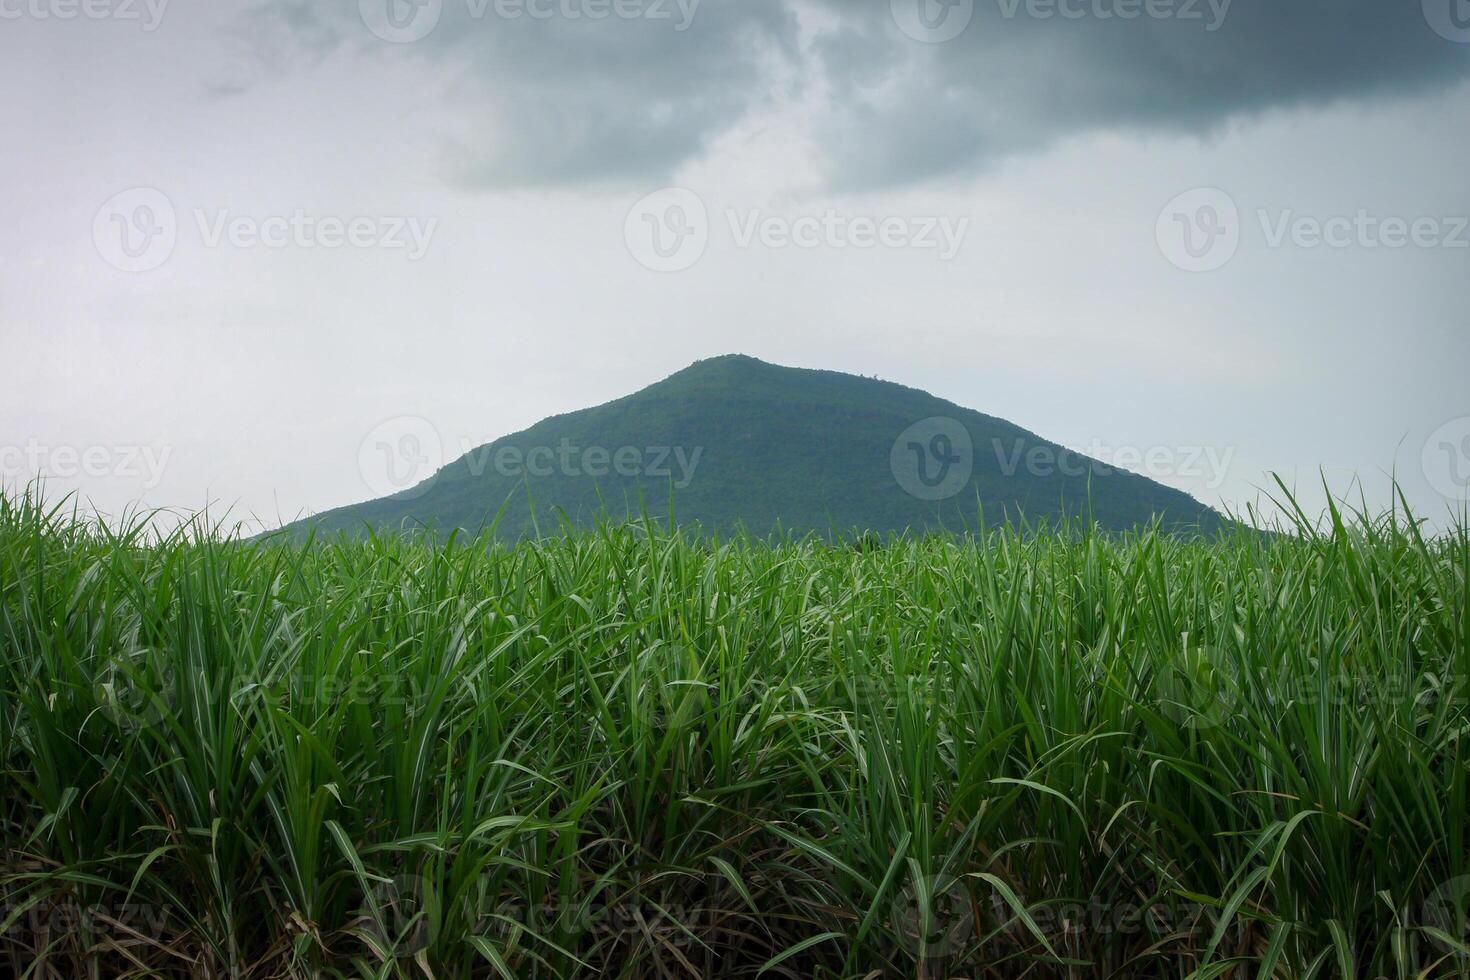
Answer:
xmin=812 ymin=0 xmax=1470 ymax=187
xmin=239 ymin=0 xmax=1470 ymax=190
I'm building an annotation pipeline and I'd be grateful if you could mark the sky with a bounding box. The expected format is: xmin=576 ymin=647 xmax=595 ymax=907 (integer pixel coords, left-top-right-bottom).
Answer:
xmin=2 ymin=0 xmax=1467 ymax=532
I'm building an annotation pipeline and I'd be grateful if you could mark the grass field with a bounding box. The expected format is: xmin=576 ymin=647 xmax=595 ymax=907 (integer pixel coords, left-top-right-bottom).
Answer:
xmin=2 ymin=490 xmax=1468 ymax=978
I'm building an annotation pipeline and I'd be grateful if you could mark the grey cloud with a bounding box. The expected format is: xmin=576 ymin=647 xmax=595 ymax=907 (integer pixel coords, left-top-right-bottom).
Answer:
xmin=232 ymin=0 xmax=799 ymax=187
xmin=209 ymin=0 xmax=345 ymax=97
xmin=811 ymin=0 xmax=1470 ymax=187
xmin=431 ymin=0 xmax=799 ymax=186
xmin=236 ymin=0 xmax=1470 ymax=189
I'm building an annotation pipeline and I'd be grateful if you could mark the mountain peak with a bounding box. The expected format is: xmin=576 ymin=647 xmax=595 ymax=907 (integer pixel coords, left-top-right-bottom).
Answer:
xmin=286 ymin=358 xmax=1228 ymax=539
xmin=670 ymin=353 xmax=775 ymax=378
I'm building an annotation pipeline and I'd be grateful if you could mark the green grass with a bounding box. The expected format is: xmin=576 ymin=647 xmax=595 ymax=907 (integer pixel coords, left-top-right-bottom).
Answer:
xmin=2 ymin=488 xmax=1467 ymax=978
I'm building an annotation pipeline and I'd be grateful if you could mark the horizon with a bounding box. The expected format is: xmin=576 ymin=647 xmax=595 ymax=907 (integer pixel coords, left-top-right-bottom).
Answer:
xmin=4 ymin=1 xmax=1468 ymax=533
xmin=6 ymin=351 xmax=1459 ymax=539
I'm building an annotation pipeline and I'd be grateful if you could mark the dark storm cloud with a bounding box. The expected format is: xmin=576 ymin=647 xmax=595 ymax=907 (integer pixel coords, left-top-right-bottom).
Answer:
xmin=231 ymin=0 xmax=800 ymax=185
xmin=813 ymin=0 xmax=1470 ymax=187
xmin=427 ymin=0 xmax=800 ymax=186
xmin=238 ymin=0 xmax=1469 ymax=189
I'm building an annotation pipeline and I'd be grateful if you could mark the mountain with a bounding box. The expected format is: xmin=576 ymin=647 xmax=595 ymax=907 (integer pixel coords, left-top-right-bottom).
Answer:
xmin=282 ymin=355 xmax=1229 ymax=540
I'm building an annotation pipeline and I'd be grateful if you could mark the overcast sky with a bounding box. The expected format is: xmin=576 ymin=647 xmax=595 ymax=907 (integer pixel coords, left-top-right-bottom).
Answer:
xmin=3 ymin=0 xmax=1468 ymax=531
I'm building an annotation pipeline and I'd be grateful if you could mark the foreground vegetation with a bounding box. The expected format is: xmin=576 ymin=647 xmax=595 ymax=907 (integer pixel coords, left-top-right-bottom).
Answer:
xmin=1 ymin=491 xmax=1467 ymax=978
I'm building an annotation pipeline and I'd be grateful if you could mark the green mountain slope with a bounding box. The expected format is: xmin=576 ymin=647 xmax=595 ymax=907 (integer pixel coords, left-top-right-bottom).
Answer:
xmin=284 ymin=355 xmax=1229 ymax=539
